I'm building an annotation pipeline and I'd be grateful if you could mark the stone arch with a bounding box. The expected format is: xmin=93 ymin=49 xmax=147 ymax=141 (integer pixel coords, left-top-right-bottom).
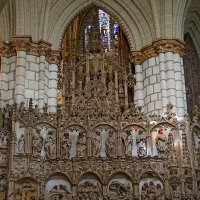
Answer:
xmin=45 ymin=172 xmax=72 ymax=185
xmin=107 ymin=171 xmax=133 ymax=184
xmin=47 ymin=0 xmax=156 ymax=50
xmin=61 ymin=124 xmax=87 ymax=133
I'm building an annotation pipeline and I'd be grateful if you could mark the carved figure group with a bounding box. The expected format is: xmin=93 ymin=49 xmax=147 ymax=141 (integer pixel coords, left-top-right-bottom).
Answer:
xmin=141 ymin=181 xmax=164 ymax=200
xmin=78 ymin=181 xmax=102 ymax=200
xmin=108 ymin=181 xmax=132 ymax=199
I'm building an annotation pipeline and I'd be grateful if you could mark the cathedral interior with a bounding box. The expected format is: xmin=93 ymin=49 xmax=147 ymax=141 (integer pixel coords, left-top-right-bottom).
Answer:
xmin=0 ymin=0 xmax=200 ymax=199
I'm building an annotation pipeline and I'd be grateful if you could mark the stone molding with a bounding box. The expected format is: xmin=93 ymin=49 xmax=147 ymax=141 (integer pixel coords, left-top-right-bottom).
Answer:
xmin=130 ymin=38 xmax=185 ymax=64
xmin=0 ymin=36 xmax=61 ymax=64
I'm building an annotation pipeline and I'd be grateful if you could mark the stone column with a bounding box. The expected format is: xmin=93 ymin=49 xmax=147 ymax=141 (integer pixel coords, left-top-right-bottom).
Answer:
xmin=15 ymin=50 xmax=26 ymax=104
xmin=165 ymin=52 xmax=177 ymax=113
xmin=0 ymin=56 xmax=8 ymax=107
xmin=159 ymin=53 xmax=169 ymax=113
xmin=48 ymin=63 xmax=58 ymax=112
xmin=38 ymin=55 xmax=45 ymax=110
xmin=134 ymin=64 xmax=144 ymax=108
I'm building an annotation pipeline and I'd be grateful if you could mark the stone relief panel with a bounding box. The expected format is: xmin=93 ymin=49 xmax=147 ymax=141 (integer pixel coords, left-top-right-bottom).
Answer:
xmin=15 ymin=121 xmax=26 ymax=154
xmin=122 ymin=126 xmax=148 ymax=157
xmin=77 ymin=174 xmax=103 ymax=200
xmin=92 ymin=125 xmax=116 ymax=158
xmin=139 ymin=173 xmax=164 ymax=200
xmin=107 ymin=174 xmax=133 ymax=200
xmin=61 ymin=126 xmax=87 ymax=159
xmin=45 ymin=174 xmax=72 ymax=200
xmin=151 ymin=124 xmax=178 ymax=158
xmin=9 ymin=179 xmax=40 ymax=200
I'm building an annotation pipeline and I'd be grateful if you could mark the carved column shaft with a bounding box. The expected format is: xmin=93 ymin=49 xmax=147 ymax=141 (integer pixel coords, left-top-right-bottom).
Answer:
xmin=134 ymin=64 xmax=144 ymax=107
xmin=15 ymin=50 xmax=26 ymax=104
xmin=114 ymin=69 xmax=119 ymax=103
xmin=72 ymin=69 xmax=75 ymax=107
xmin=159 ymin=53 xmax=169 ymax=113
xmin=38 ymin=55 xmax=45 ymax=110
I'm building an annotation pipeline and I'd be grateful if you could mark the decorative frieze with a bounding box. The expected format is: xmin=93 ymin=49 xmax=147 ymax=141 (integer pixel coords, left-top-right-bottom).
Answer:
xmin=0 ymin=36 xmax=60 ymax=65
xmin=130 ymin=38 xmax=185 ymax=65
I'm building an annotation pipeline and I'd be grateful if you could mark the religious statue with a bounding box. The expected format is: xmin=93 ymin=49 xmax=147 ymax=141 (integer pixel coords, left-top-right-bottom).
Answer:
xmin=45 ymin=134 xmax=56 ymax=158
xmin=32 ymin=129 xmax=43 ymax=155
xmin=77 ymin=132 xmax=87 ymax=157
xmin=92 ymin=132 xmax=101 ymax=157
xmin=136 ymin=129 xmax=147 ymax=157
xmin=155 ymin=128 xmax=168 ymax=157
xmin=105 ymin=131 xmax=115 ymax=157
xmin=61 ymin=133 xmax=70 ymax=158
xmin=122 ymin=130 xmax=133 ymax=156
xmin=1 ymin=131 xmax=8 ymax=147
xmin=18 ymin=134 xmax=25 ymax=153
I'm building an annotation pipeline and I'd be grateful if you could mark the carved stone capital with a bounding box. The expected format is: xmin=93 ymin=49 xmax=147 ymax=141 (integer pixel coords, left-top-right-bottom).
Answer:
xmin=12 ymin=36 xmax=32 ymax=52
xmin=153 ymin=38 xmax=185 ymax=56
xmin=0 ymin=37 xmax=61 ymax=64
xmin=47 ymin=50 xmax=61 ymax=65
xmin=130 ymin=38 xmax=185 ymax=64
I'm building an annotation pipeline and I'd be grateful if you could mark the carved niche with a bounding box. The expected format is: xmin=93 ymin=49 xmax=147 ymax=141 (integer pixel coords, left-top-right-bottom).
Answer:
xmin=92 ymin=125 xmax=116 ymax=158
xmin=61 ymin=126 xmax=87 ymax=159
xmin=122 ymin=125 xmax=148 ymax=157
xmin=151 ymin=124 xmax=178 ymax=160
xmin=15 ymin=121 xmax=26 ymax=154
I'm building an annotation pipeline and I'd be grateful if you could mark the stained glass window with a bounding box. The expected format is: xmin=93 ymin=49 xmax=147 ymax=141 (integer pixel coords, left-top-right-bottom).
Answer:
xmin=98 ymin=9 xmax=110 ymax=51
xmin=83 ymin=9 xmax=119 ymax=52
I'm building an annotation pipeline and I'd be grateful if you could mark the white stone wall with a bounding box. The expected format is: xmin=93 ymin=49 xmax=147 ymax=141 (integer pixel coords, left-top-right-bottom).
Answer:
xmin=134 ymin=53 xmax=187 ymax=119
xmin=143 ymin=57 xmax=162 ymax=115
xmin=0 ymin=56 xmax=16 ymax=107
xmin=0 ymin=53 xmax=58 ymax=112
